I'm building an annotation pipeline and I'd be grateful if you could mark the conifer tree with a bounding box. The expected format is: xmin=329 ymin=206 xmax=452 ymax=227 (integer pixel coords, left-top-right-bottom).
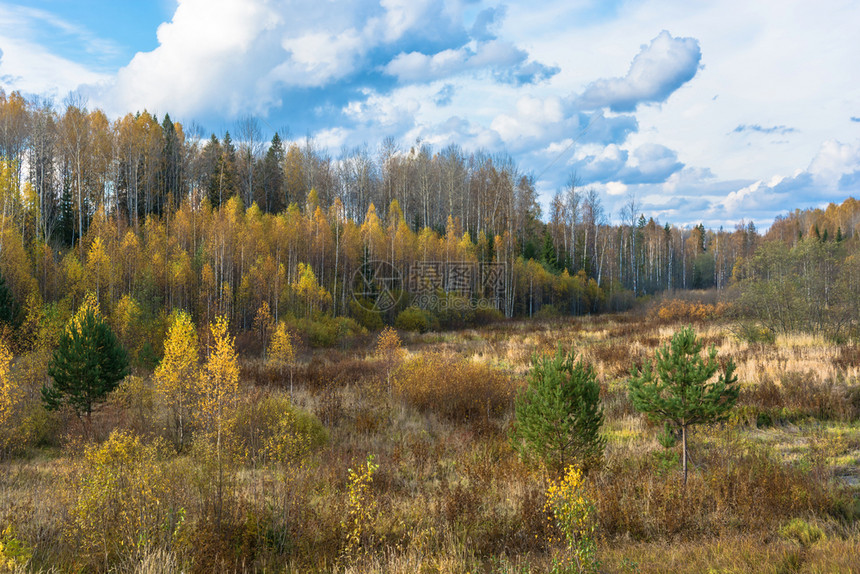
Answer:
xmin=42 ymin=309 xmax=129 ymax=423
xmin=511 ymin=347 xmax=605 ymax=475
xmin=0 ymin=272 xmax=19 ymax=326
xmin=628 ymin=326 xmax=738 ymax=485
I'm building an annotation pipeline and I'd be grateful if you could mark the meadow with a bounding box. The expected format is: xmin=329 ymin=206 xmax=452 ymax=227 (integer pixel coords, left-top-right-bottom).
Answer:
xmin=2 ymin=296 xmax=860 ymax=573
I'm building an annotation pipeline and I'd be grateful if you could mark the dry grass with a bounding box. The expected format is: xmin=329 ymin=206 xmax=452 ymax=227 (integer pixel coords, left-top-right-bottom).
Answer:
xmin=3 ymin=314 xmax=860 ymax=572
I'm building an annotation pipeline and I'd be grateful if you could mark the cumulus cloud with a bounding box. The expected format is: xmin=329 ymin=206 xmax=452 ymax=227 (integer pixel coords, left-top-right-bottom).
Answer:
xmin=470 ymin=6 xmax=506 ymax=41
xmin=712 ymin=139 xmax=860 ymax=221
xmin=619 ymin=143 xmax=684 ymax=184
xmin=569 ymin=143 xmax=683 ymax=185
xmin=576 ymin=30 xmax=701 ymax=112
xmin=95 ymin=0 xmax=478 ymax=120
xmin=384 ymin=39 xmax=557 ymax=86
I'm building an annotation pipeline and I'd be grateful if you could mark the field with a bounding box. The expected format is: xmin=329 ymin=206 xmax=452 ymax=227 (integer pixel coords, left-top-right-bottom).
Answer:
xmin=2 ymin=305 xmax=860 ymax=573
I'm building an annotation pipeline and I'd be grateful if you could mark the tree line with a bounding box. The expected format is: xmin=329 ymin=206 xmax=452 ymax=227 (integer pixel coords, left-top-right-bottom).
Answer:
xmin=2 ymin=89 xmax=860 ymax=348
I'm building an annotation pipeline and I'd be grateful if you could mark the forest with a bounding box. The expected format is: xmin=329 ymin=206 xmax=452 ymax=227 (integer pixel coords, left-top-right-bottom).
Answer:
xmin=1 ymin=89 xmax=860 ymax=572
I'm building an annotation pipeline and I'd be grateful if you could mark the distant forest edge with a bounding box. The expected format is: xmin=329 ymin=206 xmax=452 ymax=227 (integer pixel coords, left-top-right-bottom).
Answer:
xmin=1 ymin=90 xmax=860 ymax=356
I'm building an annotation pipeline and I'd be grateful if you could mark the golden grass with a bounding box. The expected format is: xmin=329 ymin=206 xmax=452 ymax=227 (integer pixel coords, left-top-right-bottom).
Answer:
xmin=3 ymin=315 xmax=860 ymax=572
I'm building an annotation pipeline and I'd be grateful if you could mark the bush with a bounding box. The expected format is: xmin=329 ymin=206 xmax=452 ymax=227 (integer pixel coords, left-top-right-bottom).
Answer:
xmin=534 ymin=304 xmax=562 ymax=320
xmin=649 ymin=299 xmax=729 ymax=323
xmin=394 ymin=307 xmax=432 ymax=333
xmin=473 ymin=306 xmax=505 ymax=326
xmin=63 ymin=430 xmax=180 ymax=569
xmin=229 ymin=391 xmax=327 ymax=465
xmin=733 ymin=322 xmax=776 ymax=344
xmin=349 ymin=299 xmax=384 ymax=332
xmin=288 ymin=315 xmax=366 ymax=348
xmin=394 ymin=352 xmax=514 ymax=426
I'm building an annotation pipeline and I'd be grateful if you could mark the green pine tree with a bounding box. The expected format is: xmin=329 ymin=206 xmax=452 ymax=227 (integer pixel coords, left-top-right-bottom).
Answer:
xmin=541 ymin=232 xmax=561 ymax=273
xmin=42 ymin=309 xmax=129 ymax=424
xmin=628 ymin=326 xmax=738 ymax=485
xmin=0 ymin=272 xmax=19 ymax=326
xmin=511 ymin=347 xmax=605 ymax=475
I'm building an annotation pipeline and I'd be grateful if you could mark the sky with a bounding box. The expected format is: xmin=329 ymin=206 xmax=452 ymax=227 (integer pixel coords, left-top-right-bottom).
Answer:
xmin=1 ymin=0 xmax=859 ymax=229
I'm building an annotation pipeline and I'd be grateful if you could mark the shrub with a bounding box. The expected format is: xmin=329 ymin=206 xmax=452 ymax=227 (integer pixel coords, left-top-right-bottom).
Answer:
xmin=288 ymin=315 xmax=366 ymax=348
xmin=229 ymin=392 xmax=327 ymax=465
xmin=544 ymin=465 xmax=599 ymax=573
xmin=63 ymin=430 xmax=180 ymax=569
xmin=534 ymin=304 xmax=562 ymax=320
xmin=394 ymin=307 xmax=432 ymax=333
xmin=349 ymin=299 xmax=384 ymax=332
xmin=649 ymin=299 xmax=729 ymax=323
xmin=394 ymin=352 xmax=513 ymax=425
xmin=733 ymin=322 xmax=776 ymax=344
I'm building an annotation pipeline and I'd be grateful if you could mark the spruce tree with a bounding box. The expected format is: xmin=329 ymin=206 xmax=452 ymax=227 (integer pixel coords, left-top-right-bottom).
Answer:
xmin=511 ymin=347 xmax=605 ymax=475
xmin=42 ymin=309 xmax=129 ymax=423
xmin=628 ymin=326 xmax=738 ymax=485
xmin=0 ymin=272 xmax=19 ymax=326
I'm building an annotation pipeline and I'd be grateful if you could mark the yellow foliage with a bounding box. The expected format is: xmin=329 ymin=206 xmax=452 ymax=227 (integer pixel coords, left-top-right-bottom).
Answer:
xmin=292 ymin=262 xmax=331 ymax=316
xmin=195 ymin=315 xmax=239 ymax=440
xmin=341 ymin=454 xmax=379 ymax=558
xmin=544 ymin=465 xmax=599 ymax=572
xmin=155 ymin=310 xmax=199 ymax=448
xmin=375 ymin=326 xmax=404 ymax=359
xmin=0 ymin=339 xmax=19 ymax=453
xmin=67 ymin=292 xmax=100 ymax=336
xmin=0 ymin=525 xmax=31 ymax=571
xmin=268 ymin=321 xmax=295 ymax=371
xmin=253 ymin=300 xmax=274 ymax=346
xmin=66 ymin=430 xmax=175 ymax=568
xmin=112 ymin=294 xmax=141 ymax=343
xmin=376 ymin=326 xmax=405 ymax=393
xmin=649 ymin=299 xmax=729 ymax=323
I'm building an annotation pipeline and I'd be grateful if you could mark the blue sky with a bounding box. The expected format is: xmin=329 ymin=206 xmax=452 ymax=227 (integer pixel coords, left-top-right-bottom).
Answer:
xmin=1 ymin=0 xmax=859 ymax=229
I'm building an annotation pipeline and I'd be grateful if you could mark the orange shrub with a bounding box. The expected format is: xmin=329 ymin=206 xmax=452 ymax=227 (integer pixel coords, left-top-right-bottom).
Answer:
xmin=648 ymin=299 xmax=729 ymax=323
xmin=393 ymin=352 xmax=515 ymax=425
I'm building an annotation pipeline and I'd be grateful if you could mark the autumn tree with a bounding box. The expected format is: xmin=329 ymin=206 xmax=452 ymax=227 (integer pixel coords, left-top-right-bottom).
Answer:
xmin=67 ymin=430 xmax=175 ymax=569
xmin=292 ymin=262 xmax=331 ymax=317
xmin=154 ymin=309 xmax=199 ymax=449
xmin=268 ymin=321 xmax=296 ymax=396
xmin=375 ymin=326 xmax=405 ymax=394
xmin=195 ymin=315 xmax=240 ymax=525
xmin=42 ymin=308 xmax=129 ymax=425
xmin=253 ymin=300 xmax=275 ymax=353
xmin=628 ymin=326 xmax=738 ymax=485
xmin=0 ymin=338 xmax=20 ymax=455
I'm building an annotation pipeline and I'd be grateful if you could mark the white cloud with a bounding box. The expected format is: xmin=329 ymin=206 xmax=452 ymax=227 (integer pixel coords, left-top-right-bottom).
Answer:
xmin=384 ymin=39 xmax=526 ymax=83
xmin=576 ymin=30 xmax=701 ymax=112
xmin=491 ymin=95 xmax=565 ymax=142
xmin=0 ymin=4 xmax=112 ymax=97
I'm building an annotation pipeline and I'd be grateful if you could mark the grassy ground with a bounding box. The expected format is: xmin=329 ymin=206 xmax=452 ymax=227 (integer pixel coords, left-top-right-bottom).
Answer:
xmin=2 ymin=309 xmax=860 ymax=572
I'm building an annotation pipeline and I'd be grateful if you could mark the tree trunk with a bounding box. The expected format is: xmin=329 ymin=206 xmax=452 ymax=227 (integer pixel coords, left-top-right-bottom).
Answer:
xmin=682 ymin=424 xmax=688 ymax=487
